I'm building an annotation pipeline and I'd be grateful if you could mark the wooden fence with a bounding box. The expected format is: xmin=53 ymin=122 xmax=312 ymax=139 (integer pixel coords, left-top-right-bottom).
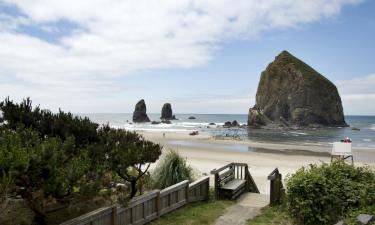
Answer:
xmin=267 ymin=168 xmax=284 ymax=206
xmin=61 ymin=177 xmax=209 ymax=225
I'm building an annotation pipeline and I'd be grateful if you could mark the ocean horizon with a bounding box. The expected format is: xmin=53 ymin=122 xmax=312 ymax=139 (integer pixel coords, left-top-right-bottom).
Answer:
xmin=79 ymin=113 xmax=375 ymax=149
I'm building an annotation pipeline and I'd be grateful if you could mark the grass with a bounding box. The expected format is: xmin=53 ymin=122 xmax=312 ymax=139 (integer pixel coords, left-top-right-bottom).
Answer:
xmin=247 ymin=206 xmax=292 ymax=225
xmin=150 ymin=200 xmax=233 ymax=225
xmin=246 ymin=205 xmax=375 ymax=225
xmin=343 ymin=205 xmax=375 ymax=225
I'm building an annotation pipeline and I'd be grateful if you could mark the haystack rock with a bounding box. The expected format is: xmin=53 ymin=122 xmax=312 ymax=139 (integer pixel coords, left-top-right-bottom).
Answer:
xmin=248 ymin=51 xmax=347 ymax=128
xmin=132 ymin=99 xmax=150 ymax=123
xmin=160 ymin=103 xmax=173 ymax=120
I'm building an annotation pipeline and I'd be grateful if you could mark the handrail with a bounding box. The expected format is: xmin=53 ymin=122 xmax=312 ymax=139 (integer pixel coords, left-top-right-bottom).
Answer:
xmin=189 ymin=177 xmax=209 ymax=189
xmin=210 ymin=163 xmax=233 ymax=174
xmin=160 ymin=180 xmax=189 ymax=196
xmin=232 ymin=162 xmax=247 ymax=167
xmin=129 ymin=189 xmax=160 ymax=207
xmin=60 ymin=206 xmax=113 ymax=225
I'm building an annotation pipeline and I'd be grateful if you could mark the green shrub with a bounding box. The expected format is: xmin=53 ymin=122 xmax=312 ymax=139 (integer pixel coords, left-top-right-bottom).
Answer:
xmin=0 ymin=97 xmax=99 ymax=147
xmin=286 ymin=161 xmax=375 ymax=225
xmin=0 ymin=98 xmax=162 ymax=224
xmin=152 ymin=150 xmax=194 ymax=189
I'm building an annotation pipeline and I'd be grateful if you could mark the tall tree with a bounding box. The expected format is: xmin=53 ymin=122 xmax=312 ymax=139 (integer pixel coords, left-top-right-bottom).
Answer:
xmin=100 ymin=127 xmax=162 ymax=198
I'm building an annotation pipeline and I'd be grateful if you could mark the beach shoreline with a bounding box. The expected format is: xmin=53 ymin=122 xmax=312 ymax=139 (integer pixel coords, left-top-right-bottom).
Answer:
xmin=139 ymin=130 xmax=375 ymax=194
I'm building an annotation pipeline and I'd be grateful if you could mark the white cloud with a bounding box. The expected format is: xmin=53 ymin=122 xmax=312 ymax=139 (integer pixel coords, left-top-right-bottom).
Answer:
xmin=335 ymin=74 xmax=375 ymax=115
xmin=0 ymin=0 xmax=363 ymax=112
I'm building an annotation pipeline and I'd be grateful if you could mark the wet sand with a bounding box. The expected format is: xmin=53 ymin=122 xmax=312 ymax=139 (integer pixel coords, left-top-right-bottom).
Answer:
xmin=140 ymin=131 xmax=375 ymax=194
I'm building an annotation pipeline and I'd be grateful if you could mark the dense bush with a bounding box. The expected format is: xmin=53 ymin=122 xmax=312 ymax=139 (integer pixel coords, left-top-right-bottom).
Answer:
xmin=286 ymin=161 xmax=375 ymax=225
xmin=0 ymin=98 xmax=162 ymax=224
xmin=152 ymin=150 xmax=194 ymax=189
xmin=0 ymin=97 xmax=99 ymax=147
xmin=0 ymin=127 xmax=91 ymax=224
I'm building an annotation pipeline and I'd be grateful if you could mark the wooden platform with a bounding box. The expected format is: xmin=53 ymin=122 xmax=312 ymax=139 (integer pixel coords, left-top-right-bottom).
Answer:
xmin=221 ymin=179 xmax=246 ymax=190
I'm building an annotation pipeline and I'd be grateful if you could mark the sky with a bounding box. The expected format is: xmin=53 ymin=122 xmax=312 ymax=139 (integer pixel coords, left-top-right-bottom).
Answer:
xmin=0 ymin=0 xmax=374 ymax=115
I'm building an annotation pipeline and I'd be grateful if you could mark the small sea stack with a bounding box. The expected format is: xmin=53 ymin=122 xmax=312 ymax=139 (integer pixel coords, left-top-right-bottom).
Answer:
xmin=132 ymin=99 xmax=150 ymax=123
xmin=248 ymin=51 xmax=347 ymax=128
xmin=161 ymin=103 xmax=176 ymax=120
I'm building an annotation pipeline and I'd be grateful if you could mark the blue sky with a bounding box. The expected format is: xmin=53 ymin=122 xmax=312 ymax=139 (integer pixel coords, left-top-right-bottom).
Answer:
xmin=0 ymin=0 xmax=374 ymax=115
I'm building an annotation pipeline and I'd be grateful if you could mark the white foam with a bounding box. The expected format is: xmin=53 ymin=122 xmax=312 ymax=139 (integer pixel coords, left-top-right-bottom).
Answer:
xmin=289 ymin=131 xmax=307 ymax=136
xmin=125 ymin=127 xmax=190 ymax=133
xmin=370 ymin=124 xmax=375 ymax=131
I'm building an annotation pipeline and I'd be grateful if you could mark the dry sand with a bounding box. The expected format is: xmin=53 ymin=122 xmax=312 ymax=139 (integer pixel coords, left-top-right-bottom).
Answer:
xmin=140 ymin=131 xmax=375 ymax=194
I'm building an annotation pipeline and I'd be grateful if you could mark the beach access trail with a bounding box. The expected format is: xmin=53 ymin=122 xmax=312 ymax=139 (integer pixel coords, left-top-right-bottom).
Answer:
xmin=215 ymin=193 xmax=269 ymax=225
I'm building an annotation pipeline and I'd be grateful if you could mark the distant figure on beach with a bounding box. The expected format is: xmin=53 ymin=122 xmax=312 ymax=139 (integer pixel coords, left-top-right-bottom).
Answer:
xmin=163 ymin=133 xmax=165 ymax=138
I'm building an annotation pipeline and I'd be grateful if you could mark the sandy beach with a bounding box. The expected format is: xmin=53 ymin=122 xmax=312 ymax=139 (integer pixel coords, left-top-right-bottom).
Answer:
xmin=140 ymin=131 xmax=375 ymax=194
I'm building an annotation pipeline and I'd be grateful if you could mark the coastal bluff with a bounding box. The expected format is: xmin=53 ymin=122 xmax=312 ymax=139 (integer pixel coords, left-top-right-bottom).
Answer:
xmin=133 ymin=99 xmax=150 ymax=122
xmin=248 ymin=51 xmax=347 ymax=128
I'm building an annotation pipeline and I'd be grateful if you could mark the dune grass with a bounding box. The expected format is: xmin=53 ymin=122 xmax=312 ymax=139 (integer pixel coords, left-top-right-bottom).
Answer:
xmin=247 ymin=206 xmax=292 ymax=225
xmin=150 ymin=200 xmax=233 ymax=225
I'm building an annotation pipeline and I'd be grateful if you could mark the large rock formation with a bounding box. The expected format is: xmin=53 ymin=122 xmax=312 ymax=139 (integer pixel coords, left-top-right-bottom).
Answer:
xmin=160 ymin=103 xmax=173 ymax=120
xmin=248 ymin=51 xmax=347 ymax=128
xmin=133 ymin=99 xmax=150 ymax=123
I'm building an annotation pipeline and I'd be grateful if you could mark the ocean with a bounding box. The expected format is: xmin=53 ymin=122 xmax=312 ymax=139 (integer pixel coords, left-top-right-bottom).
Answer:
xmin=80 ymin=113 xmax=375 ymax=149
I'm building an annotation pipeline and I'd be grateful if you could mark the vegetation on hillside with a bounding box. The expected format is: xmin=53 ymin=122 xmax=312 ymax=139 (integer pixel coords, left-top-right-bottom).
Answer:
xmin=0 ymin=97 xmax=162 ymax=224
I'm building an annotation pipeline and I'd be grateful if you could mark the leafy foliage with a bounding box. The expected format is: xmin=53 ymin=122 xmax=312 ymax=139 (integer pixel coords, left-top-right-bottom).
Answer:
xmin=286 ymin=161 xmax=375 ymax=225
xmin=0 ymin=97 xmax=99 ymax=147
xmin=0 ymin=127 xmax=91 ymax=224
xmin=0 ymin=170 xmax=12 ymax=209
xmin=152 ymin=150 xmax=194 ymax=189
xmin=0 ymin=97 xmax=162 ymax=224
xmin=100 ymin=126 xmax=161 ymax=198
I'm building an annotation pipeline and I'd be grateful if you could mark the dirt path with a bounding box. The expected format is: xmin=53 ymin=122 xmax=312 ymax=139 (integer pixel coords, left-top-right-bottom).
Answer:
xmin=215 ymin=193 xmax=269 ymax=225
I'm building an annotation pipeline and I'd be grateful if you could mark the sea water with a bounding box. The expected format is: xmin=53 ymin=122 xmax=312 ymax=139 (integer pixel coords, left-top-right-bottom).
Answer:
xmin=80 ymin=113 xmax=375 ymax=149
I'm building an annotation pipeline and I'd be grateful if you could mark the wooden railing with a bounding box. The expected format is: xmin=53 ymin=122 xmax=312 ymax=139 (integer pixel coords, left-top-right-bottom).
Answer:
xmin=60 ymin=177 xmax=209 ymax=225
xmin=211 ymin=162 xmax=259 ymax=199
xmin=267 ymin=168 xmax=284 ymax=206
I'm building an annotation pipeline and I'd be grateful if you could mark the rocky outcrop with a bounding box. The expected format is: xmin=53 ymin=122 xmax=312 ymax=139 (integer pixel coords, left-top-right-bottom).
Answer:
xmin=132 ymin=99 xmax=150 ymax=123
xmin=161 ymin=103 xmax=174 ymax=120
xmin=223 ymin=120 xmax=240 ymax=128
xmin=248 ymin=51 xmax=347 ymax=128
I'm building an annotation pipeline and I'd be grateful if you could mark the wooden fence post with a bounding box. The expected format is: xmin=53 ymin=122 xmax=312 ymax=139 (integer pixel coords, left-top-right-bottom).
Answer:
xmin=205 ymin=178 xmax=209 ymax=200
xmin=111 ymin=205 xmax=118 ymax=225
xmin=185 ymin=182 xmax=189 ymax=203
xmin=214 ymin=173 xmax=219 ymax=199
xmin=156 ymin=190 xmax=161 ymax=218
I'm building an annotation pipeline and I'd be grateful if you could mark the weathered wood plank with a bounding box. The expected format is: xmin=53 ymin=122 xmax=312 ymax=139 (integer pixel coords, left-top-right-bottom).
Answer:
xmin=160 ymin=180 xmax=189 ymax=196
xmin=61 ymin=178 xmax=209 ymax=225
xmin=210 ymin=163 xmax=233 ymax=174
xmin=60 ymin=207 xmax=113 ymax=225
xmin=189 ymin=177 xmax=209 ymax=189
xmin=221 ymin=179 xmax=246 ymax=191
